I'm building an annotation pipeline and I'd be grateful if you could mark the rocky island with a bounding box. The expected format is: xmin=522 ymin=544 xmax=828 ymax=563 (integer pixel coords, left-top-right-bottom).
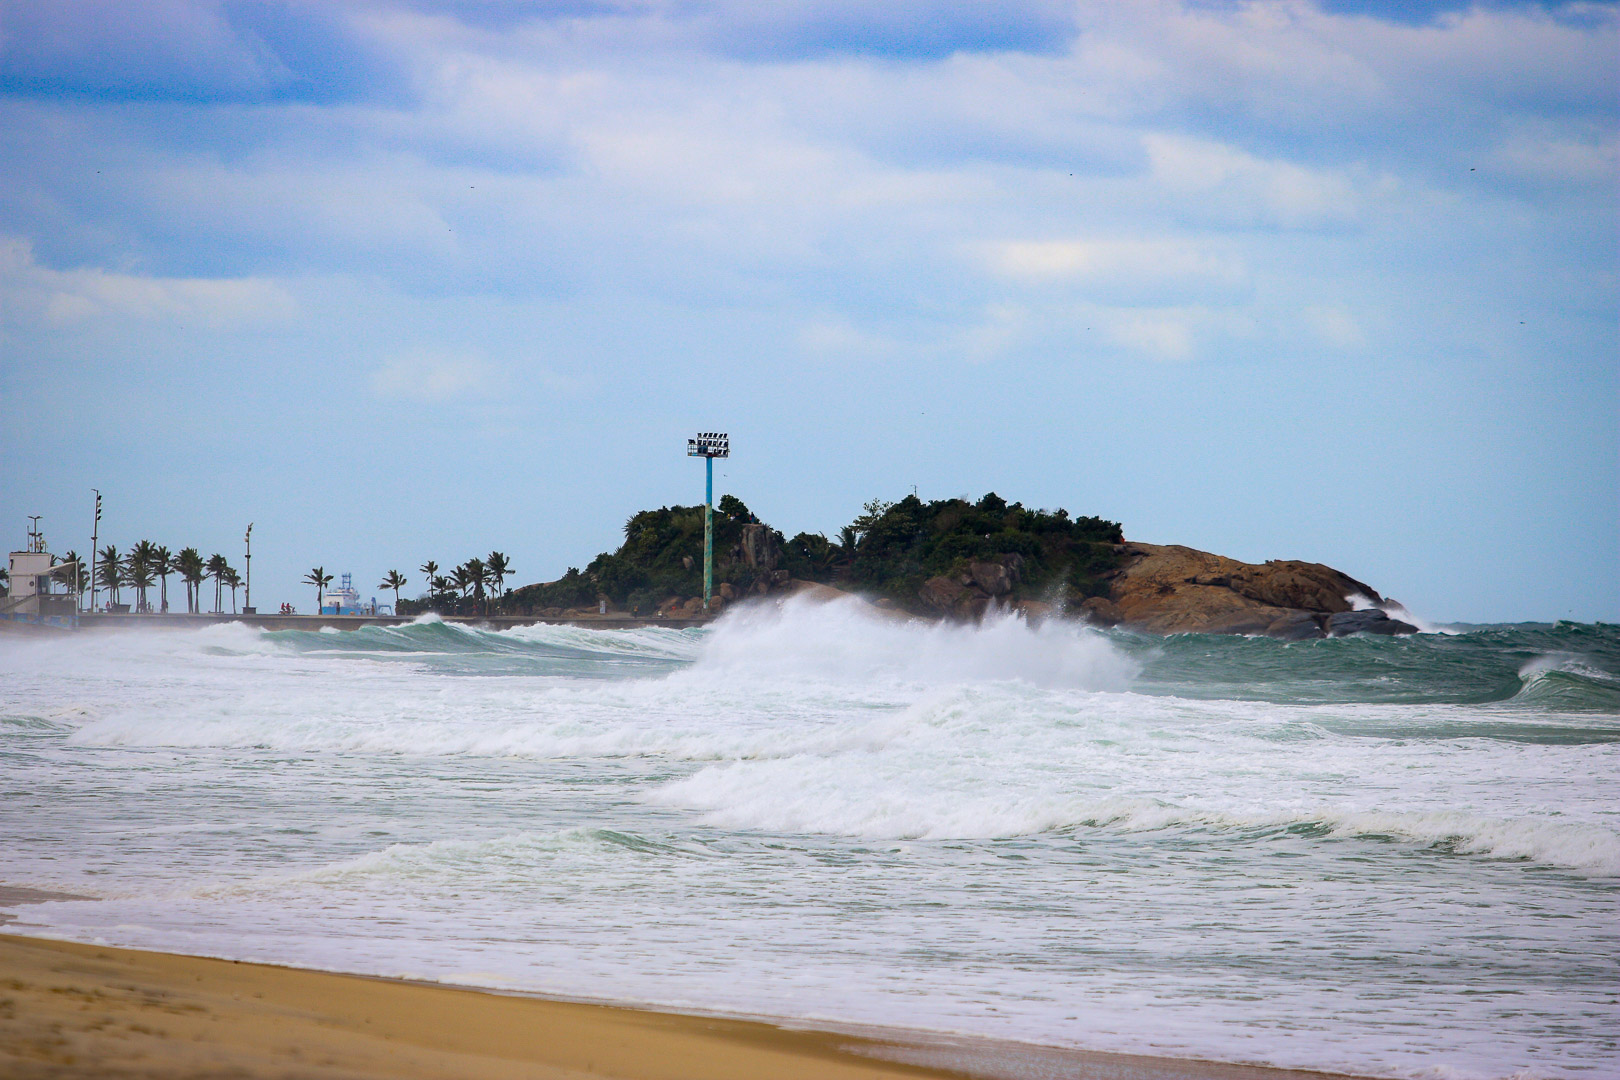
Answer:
xmin=491 ymin=493 xmax=1417 ymax=639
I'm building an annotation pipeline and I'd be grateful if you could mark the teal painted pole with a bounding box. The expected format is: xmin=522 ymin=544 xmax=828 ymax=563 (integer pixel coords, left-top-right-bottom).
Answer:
xmin=703 ymin=455 xmax=713 ymax=613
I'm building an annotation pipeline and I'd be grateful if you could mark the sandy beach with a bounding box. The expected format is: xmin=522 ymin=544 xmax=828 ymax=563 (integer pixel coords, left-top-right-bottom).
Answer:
xmin=0 ymin=920 xmax=1371 ymax=1080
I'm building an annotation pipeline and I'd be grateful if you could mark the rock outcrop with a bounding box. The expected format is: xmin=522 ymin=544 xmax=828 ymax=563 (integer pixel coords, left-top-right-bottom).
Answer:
xmin=1083 ymin=542 xmax=1416 ymax=639
xmin=739 ymin=524 xmax=780 ymax=572
xmin=919 ymin=553 xmax=1028 ymax=620
xmin=735 ymin=540 xmax=1415 ymax=641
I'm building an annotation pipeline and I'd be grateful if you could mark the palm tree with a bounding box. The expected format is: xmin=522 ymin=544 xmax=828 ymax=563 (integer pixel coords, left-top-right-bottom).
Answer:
xmin=485 ymin=551 xmax=510 ymax=609
xmin=460 ymin=558 xmax=487 ymax=613
xmin=223 ymin=568 xmax=243 ymax=613
xmin=419 ymin=560 xmax=440 ymax=612
xmin=205 ymin=554 xmax=229 ymax=613
xmin=97 ymin=545 xmax=122 ymax=607
xmin=59 ymin=551 xmax=90 ymax=609
xmin=176 ymin=548 xmax=205 ymax=613
xmin=154 ymin=546 xmax=173 ymax=613
xmin=378 ymin=570 xmax=407 ymax=612
xmin=303 ymin=567 xmax=333 ymax=612
xmin=127 ymin=540 xmax=159 ymax=613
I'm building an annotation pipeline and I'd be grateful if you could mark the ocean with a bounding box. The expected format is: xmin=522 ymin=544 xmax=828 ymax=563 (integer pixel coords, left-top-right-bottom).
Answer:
xmin=1 ymin=599 xmax=1616 ymax=1079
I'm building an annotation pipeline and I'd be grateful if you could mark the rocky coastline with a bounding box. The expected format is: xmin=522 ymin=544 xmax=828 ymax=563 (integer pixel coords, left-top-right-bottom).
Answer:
xmin=864 ymin=542 xmax=1417 ymax=640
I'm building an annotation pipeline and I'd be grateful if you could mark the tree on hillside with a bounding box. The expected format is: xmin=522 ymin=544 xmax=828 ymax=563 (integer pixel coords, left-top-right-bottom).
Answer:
xmin=379 ymin=570 xmax=407 ymax=611
xmin=303 ymin=567 xmax=332 ymax=613
xmin=205 ymin=554 xmax=229 ymax=614
xmin=176 ymin=548 xmax=205 ymax=613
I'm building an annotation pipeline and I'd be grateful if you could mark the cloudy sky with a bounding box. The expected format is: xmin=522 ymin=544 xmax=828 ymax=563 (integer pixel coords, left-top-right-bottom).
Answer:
xmin=1 ymin=0 xmax=1614 ymax=621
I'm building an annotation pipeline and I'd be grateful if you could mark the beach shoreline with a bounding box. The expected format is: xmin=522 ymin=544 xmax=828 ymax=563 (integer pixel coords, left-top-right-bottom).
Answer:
xmin=0 ymin=927 xmax=1373 ymax=1080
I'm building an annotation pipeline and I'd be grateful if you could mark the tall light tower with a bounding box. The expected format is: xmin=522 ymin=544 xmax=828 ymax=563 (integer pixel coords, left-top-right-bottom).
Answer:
xmin=686 ymin=431 xmax=729 ymax=614
xmin=243 ymin=523 xmax=253 ymax=614
xmin=89 ymin=490 xmax=100 ymax=612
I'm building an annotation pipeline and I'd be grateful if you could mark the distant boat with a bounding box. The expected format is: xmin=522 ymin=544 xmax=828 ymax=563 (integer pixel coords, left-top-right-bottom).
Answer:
xmin=319 ymin=573 xmax=382 ymax=616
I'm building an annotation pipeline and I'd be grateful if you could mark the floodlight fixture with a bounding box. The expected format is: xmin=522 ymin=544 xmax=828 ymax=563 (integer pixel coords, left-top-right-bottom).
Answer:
xmin=687 ymin=432 xmax=729 ymax=459
xmin=687 ymin=431 xmax=731 ymax=615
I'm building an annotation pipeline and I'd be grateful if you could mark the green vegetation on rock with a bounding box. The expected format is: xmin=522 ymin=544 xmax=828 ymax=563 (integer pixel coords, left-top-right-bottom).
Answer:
xmin=809 ymin=493 xmax=1122 ymax=606
xmin=499 ymin=492 xmax=1122 ymax=618
xmin=507 ymin=495 xmax=774 ymax=615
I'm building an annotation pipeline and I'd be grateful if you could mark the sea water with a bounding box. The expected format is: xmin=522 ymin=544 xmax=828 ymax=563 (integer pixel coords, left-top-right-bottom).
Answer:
xmin=0 ymin=599 xmax=1615 ymax=1079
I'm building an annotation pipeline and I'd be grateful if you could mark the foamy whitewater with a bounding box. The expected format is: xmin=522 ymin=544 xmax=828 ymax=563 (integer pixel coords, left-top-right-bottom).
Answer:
xmin=2 ymin=600 xmax=1616 ymax=1078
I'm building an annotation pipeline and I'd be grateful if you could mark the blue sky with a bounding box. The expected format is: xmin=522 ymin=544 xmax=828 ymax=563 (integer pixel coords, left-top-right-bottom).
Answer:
xmin=1 ymin=0 xmax=1614 ymax=622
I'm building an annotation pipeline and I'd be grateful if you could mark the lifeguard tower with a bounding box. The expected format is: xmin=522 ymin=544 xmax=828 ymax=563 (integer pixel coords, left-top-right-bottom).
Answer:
xmin=2 ymin=518 xmax=80 ymax=629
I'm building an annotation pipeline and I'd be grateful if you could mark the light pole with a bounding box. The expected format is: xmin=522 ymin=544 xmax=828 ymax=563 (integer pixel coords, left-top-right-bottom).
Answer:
xmin=89 ymin=490 xmax=100 ymax=612
xmin=243 ymin=523 xmax=253 ymax=614
xmin=686 ymin=432 xmax=729 ymax=614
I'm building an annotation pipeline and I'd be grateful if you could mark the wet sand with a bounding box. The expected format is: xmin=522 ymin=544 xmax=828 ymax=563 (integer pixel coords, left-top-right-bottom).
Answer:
xmin=1 ymin=893 xmax=1371 ymax=1080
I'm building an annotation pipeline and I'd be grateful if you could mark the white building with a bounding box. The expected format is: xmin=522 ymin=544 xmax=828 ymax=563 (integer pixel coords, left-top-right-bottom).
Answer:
xmin=2 ymin=522 xmax=79 ymax=628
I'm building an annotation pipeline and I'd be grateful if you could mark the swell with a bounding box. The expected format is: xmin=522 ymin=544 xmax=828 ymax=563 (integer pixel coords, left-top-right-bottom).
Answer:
xmin=1127 ymin=620 xmax=1620 ymax=709
xmin=649 ymin=769 xmax=1620 ymax=875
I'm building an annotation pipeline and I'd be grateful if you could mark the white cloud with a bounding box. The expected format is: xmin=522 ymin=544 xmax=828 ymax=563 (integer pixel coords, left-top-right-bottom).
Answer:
xmin=370 ymin=351 xmax=496 ymax=402
xmin=1491 ymin=127 xmax=1618 ymax=186
xmin=0 ymin=236 xmax=295 ymax=326
xmin=987 ymin=236 xmax=1244 ymax=285
xmin=797 ymin=318 xmax=898 ymax=360
xmin=1302 ymin=304 xmax=1364 ymax=350
xmin=1108 ymin=311 xmax=1194 ymax=361
xmin=1142 ymin=134 xmax=1372 ymax=228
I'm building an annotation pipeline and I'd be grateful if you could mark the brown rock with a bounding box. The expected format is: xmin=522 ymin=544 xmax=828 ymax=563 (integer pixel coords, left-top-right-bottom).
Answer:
xmin=968 ymin=560 xmax=1015 ymax=596
xmin=719 ymin=582 xmax=736 ymax=600
xmin=740 ymin=524 xmax=780 ymax=571
xmin=1101 ymin=543 xmax=1402 ymax=638
xmin=1078 ymin=596 xmax=1123 ymax=627
xmin=919 ymin=575 xmax=973 ymax=615
xmin=919 ymin=575 xmax=996 ymax=621
xmin=1013 ymin=599 xmax=1054 ymax=623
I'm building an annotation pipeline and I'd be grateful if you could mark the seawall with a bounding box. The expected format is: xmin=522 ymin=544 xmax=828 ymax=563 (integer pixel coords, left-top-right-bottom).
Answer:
xmin=69 ymin=613 xmax=712 ymax=632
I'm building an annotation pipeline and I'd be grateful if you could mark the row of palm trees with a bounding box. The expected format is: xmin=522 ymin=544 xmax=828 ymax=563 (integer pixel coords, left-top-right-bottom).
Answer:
xmin=64 ymin=542 xmax=243 ymax=613
xmin=297 ymin=554 xmax=508 ymax=615
xmin=398 ymin=552 xmax=512 ymax=614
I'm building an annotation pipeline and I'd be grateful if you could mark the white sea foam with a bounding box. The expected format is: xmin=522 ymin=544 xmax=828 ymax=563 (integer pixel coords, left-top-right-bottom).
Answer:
xmin=3 ymin=607 xmax=1617 ymax=1080
xmin=688 ymin=594 xmax=1138 ymax=690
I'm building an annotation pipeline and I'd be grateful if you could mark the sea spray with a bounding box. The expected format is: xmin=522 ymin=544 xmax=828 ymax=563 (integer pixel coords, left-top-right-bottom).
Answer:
xmin=685 ymin=594 xmax=1138 ymax=691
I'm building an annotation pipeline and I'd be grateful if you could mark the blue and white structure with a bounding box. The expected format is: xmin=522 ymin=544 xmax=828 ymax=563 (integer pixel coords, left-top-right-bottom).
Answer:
xmin=686 ymin=432 xmax=729 ymax=614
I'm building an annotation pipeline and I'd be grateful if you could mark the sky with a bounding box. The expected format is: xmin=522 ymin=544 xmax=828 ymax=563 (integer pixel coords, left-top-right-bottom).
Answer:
xmin=0 ymin=0 xmax=1614 ymax=622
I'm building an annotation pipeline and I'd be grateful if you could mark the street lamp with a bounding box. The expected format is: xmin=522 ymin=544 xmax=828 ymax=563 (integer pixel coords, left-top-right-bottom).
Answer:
xmin=686 ymin=432 xmax=729 ymax=614
xmin=89 ymin=490 xmax=100 ymax=613
xmin=244 ymin=523 xmax=253 ymax=614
